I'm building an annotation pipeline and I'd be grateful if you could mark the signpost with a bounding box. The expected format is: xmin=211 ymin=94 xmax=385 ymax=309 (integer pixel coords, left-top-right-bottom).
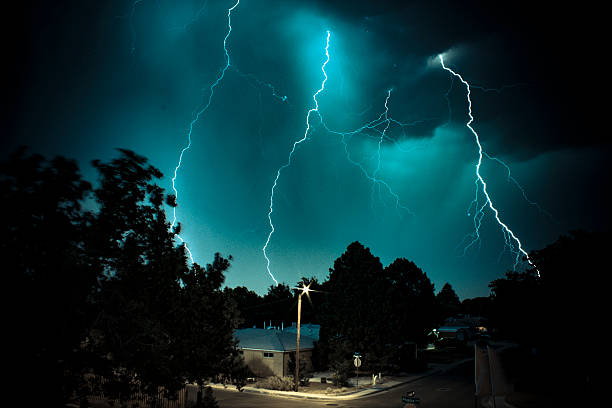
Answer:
xmin=353 ymin=353 xmax=361 ymax=389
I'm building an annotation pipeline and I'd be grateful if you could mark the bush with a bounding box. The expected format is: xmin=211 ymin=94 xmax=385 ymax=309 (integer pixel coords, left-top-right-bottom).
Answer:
xmin=287 ymin=352 xmax=310 ymax=386
xmin=255 ymin=376 xmax=294 ymax=391
xmin=299 ymin=375 xmax=310 ymax=387
xmin=330 ymin=360 xmax=352 ymax=387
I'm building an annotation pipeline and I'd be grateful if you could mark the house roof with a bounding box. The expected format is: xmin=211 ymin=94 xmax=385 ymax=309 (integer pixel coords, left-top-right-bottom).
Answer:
xmin=235 ymin=328 xmax=315 ymax=352
xmin=282 ymin=323 xmax=320 ymax=341
xmin=437 ymin=325 xmax=470 ymax=332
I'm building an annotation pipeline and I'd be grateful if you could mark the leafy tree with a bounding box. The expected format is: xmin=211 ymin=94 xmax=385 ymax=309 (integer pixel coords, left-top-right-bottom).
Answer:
xmin=4 ymin=148 xmax=246 ymax=406
xmin=86 ymin=149 xmax=190 ymax=402
xmin=86 ymin=149 xmax=248 ymax=406
xmin=2 ymin=148 xmax=97 ymax=406
xmin=330 ymin=359 xmax=353 ymax=387
xmin=489 ymin=230 xmax=608 ymax=394
xmin=383 ymin=258 xmax=437 ymax=346
xmin=224 ymin=285 xmax=264 ymax=328
xmin=436 ymin=282 xmax=461 ymax=321
xmin=488 ymin=269 xmax=542 ymax=345
xmin=379 ymin=258 xmax=436 ymax=372
xmin=177 ymin=255 xmax=248 ymax=404
xmin=317 ymin=243 xmax=437 ymax=374
xmin=461 ymin=296 xmax=492 ymax=318
xmin=318 ymin=242 xmax=387 ymax=371
xmin=261 ymin=282 xmax=295 ymax=327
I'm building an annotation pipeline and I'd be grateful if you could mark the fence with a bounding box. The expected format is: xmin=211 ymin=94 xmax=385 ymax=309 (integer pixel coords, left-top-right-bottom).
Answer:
xmin=85 ymin=376 xmax=198 ymax=408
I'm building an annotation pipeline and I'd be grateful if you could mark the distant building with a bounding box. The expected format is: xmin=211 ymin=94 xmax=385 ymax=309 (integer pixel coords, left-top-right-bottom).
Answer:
xmin=235 ymin=327 xmax=316 ymax=378
xmin=436 ymin=325 xmax=472 ymax=341
xmin=435 ymin=315 xmax=488 ymax=342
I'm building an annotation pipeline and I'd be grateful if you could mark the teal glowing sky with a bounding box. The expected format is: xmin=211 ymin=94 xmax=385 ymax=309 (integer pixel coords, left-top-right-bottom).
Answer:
xmin=5 ymin=0 xmax=610 ymax=298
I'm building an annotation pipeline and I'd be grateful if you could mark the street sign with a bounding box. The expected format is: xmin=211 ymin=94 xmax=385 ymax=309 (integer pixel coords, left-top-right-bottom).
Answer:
xmin=353 ymin=357 xmax=362 ymax=367
xmin=402 ymin=396 xmax=420 ymax=404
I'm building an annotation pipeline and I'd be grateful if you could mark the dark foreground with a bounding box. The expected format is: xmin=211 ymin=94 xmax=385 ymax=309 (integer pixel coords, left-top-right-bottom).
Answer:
xmin=215 ymin=360 xmax=474 ymax=408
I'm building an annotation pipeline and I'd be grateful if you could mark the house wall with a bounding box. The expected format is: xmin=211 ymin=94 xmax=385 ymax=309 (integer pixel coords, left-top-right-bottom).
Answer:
xmin=242 ymin=349 xmax=314 ymax=378
xmin=242 ymin=349 xmax=283 ymax=377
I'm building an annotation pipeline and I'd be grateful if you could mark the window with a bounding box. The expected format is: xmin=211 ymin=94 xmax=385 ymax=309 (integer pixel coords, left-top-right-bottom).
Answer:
xmin=263 ymin=352 xmax=274 ymax=358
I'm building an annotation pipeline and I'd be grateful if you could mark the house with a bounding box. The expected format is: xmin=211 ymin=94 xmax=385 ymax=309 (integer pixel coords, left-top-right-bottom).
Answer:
xmin=235 ymin=327 xmax=316 ymax=378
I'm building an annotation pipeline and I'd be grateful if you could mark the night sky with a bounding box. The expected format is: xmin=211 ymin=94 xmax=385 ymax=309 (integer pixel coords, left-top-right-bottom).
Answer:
xmin=5 ymin=0 xmax=610 ymax=299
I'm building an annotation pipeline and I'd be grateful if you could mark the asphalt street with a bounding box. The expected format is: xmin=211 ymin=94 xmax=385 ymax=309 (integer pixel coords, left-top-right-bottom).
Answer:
xmin=214 ymin=359 xmax=474 ymax=407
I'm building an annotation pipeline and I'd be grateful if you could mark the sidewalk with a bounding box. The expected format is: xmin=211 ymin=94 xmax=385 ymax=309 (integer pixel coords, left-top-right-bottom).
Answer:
xmin=209 ymin=357 xmax=474 ymax=400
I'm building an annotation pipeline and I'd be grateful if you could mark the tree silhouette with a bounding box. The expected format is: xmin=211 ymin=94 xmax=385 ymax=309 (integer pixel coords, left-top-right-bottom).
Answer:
xmin=261 ymin=282 xmax=295 ymax=327
xmin=436 ymin=282 xmax=461 ymax=322
xmin=295 ymin=276 xmax=323 ymax=324
xmin=316 ymin=242 xmax=436 ymax=373
xmin=3 ymin=148 xmax=245 ymax=406
xmin=224 ymin=285 xmax=264 ymax=328
xmin=384 ymin=258 xmax=437 ymax=347
xmin=489 ymin=230 xmax=608 ymax=395
xmin=2 ymin=148 xmax=96 ymax=406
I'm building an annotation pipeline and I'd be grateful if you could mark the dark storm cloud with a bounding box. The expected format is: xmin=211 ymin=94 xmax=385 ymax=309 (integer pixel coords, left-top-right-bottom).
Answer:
xmin=297 ymin=0 xmax=610 ymax=160
xmin=7 ymin=0 xmax=607 ymax=160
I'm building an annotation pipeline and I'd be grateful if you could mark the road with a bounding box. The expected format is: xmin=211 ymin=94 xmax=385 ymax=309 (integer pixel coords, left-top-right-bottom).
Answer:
xmin=214 ymin=360 xmax=474 ymax=408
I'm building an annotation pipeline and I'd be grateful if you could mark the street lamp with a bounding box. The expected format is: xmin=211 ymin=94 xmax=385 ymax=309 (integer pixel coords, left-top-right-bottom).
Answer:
xmin=294 ymin=282 xmax=311 ymax=391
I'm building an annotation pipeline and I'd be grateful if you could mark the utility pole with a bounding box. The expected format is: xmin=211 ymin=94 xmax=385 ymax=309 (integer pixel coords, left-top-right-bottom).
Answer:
xmin=294 ymin=282 xmax=311 ymax=392
xmin=295 ymin=290 xmax=302 ymax=392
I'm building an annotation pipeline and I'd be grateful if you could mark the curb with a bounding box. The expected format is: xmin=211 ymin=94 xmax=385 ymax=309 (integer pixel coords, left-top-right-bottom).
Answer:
xmin=209 ymin=367 xmax=443 ymax=400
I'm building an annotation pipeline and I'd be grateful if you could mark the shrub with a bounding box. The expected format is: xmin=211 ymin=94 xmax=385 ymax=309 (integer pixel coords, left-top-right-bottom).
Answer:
xmin=255 ymin=376 xmax=294 ymax=391
xmin=330 ymin=360 xmax=352 ymax=387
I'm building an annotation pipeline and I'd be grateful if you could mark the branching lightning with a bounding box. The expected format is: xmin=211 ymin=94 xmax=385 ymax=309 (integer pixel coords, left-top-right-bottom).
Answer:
xmin=439 ymin=54 xmax=539 ymax=276
xmin=482 ymin=151 xmax=554 ymax=220
xmin=371 ymin=89 xmax=393 ymax=208
xmin=444 ymin=73 xmax=549 ymax=219
xmin=170 ymin=0 xmax=240 ymax=263
xmin=230 ymin=66 xmax=288 ymax=103
xmin=118 ymin=2 xmax=544 ymax=283
xmin=318 ymin=93 xmax=415 ymax=217
xmin=262 ymin=30 xmax=330 ymax=286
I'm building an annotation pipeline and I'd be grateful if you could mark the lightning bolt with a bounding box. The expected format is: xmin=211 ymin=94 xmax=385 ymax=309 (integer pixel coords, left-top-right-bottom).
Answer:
xmin=370 ymin=89 xmax=393 ymax=207
xmin=482 ymin=151 xmax=554 ymax=220
xmin=262 ymin=30 xmax=331 ymax=286
xmin=170 ymin=0 xmax=240 ymax=263
xmin=113 ymin=0 xmax=144 ymax=57
xmin=443 ymin=73 xmax=549 ymax=219
xmin=319 ymin=93 xmax=414 ymax=217
xmin=167 ymin=0 xmax=210 ymax=33
xmin=230 ymin=66 xmax=288 ymax=103
xmin=439 ymin=54 xmax=539 ymax=276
